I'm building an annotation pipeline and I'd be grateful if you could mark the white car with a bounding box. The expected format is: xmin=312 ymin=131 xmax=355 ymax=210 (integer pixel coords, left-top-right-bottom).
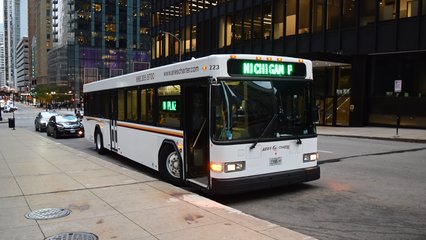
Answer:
xmin=3 ymin=104 xmax=18 ymax=113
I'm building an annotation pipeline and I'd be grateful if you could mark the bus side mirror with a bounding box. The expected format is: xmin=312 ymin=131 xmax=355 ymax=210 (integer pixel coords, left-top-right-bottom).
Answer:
xmin=313 ymin=105 xmax=320 ymax=124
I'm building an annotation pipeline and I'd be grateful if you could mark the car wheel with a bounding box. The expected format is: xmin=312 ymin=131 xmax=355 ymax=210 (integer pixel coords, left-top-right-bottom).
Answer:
xmin=95 ymin=130 xmax=105 ymax=155
xmin=159 ymin=144 xmax=183 ymax=186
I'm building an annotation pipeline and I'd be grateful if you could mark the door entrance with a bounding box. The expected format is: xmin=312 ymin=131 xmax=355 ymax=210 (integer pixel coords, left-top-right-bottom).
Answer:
xmin=184 ymin=84 xmax=209 ymax=188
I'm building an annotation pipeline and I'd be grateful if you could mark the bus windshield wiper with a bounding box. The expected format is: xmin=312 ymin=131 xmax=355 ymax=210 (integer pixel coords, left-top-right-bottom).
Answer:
xmin=250 ymin=114 xmax=278 ymax=150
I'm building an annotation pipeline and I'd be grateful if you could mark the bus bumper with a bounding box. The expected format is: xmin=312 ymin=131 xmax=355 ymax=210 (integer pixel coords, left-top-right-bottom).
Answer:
xmin=210 ymin=166 xmax=320 ymax=195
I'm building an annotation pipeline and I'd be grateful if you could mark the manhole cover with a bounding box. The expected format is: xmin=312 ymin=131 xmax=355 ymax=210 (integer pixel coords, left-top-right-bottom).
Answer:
xmin=45 ymin=232 xmax=98 ymax=240
xmin=25 ymin=208 xmax=71 ymax=220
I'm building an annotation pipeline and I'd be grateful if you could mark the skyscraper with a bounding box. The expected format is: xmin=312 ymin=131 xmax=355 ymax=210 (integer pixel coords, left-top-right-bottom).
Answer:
xmin=48 ymin=0 xmax=152 ymax=103
xmin=1 ymin=0 xmax=21 ymax=89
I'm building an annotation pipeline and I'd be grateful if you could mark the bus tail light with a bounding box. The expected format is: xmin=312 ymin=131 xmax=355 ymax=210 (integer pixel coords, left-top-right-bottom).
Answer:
xmin=303 ymin=152 xmax=319 ymax=162
xmin=211 ymin=163 xmax=223 ymax=172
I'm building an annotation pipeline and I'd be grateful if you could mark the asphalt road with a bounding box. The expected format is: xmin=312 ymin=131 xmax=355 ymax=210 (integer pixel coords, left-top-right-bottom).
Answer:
xmin=9 ymin=103 xmax=426 ymax=240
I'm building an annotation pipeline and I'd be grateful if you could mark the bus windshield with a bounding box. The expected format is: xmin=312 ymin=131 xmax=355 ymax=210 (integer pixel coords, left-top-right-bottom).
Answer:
xmin=212 ymin=80 xmax=316 ymax=142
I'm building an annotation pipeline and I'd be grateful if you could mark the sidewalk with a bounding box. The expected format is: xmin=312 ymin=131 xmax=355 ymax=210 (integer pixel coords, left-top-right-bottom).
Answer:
xmin=0 ymin=126 xmax=315 ymax=240
xmin=317 ymin=126 xmax=426 ymax=143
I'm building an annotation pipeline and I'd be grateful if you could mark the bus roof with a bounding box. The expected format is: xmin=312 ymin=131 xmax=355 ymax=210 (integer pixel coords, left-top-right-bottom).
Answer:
xmin=83 ymin=54 xmax=313 ymax=93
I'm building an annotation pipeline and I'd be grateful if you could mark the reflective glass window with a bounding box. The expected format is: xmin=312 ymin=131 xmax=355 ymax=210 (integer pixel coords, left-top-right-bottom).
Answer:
xmin=400 ymin=0 xmax=418 ymax=18
xmin=379 ymin=0 xmax=396 ymax=21
xmin=360 ymin=1 xmax=376 ymax=26
xmin=273 ymin=0 xmax=284 ymax=39
xmin=286 ymin=0 xmax=296 ymax=36
xmin=327 ymin=0 xmax=340 ymax=30
xmin=298 ymin=0 xmax=310 ymax=34
xmin=342 ymin=0 xmax=356 ymax=28
xmin=312 ymin=0 xmax=323 ymax=32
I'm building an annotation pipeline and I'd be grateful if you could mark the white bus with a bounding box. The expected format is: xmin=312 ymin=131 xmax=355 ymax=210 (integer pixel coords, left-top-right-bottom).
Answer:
xmin=83 ymin=54 xmax=320 ymax=194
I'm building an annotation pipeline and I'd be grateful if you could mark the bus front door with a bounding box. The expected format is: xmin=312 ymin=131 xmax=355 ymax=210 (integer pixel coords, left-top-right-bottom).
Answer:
xmin=184 ymin=85 xmax=210 ymax=189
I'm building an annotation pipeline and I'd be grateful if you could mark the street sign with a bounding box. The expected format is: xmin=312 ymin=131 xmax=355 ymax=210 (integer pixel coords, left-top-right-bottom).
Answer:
xmin=394 ymin=80 xmax=402 ymax=93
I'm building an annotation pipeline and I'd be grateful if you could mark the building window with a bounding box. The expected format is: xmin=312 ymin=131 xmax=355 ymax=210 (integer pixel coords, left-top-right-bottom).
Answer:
xmin=286 ymin=0 xmax=296 ymax=36
xmin=424 ymin=0 xmax=426 ymax=14
xmin=298 ymin=0 xmax=310 ymax=34
xmin=253 ymin=5 xmax=262 ymax=40
xmin=263 ymin=2 xmax=272 ymax=40
xmin=234 ymin=11 xmax=243 ymax=43
xmin=327 ymin=0 xmax=340 ymax=30
xmin=191 ymin=26 xmax=197 ymax=51
xmin=360 ymin=1 xmax=376 ymax=26
xmin=400 ymin=0 xmax=418 ymax=18
xmin=273 ymin=0 xmax=284 ymax=39
xmin=342 ymin=0 xmax=357 ymax=28
xmin=312 ymin=0 xmax=323 ymax=32
xmin=379 ymin=0 xmax=396 ymax=21
xmin=219 ymin=16 xmax=232 ymax=48
xmin=243 ymin=8 xmax=252 ymax=41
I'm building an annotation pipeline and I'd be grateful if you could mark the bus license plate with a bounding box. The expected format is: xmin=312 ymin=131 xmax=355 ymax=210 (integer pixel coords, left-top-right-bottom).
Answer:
xmin=269 ymin=157 xmax=282 ymax=166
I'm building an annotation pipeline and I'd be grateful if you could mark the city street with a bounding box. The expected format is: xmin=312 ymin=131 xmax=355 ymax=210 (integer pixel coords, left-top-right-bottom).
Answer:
xmin=7 ymin=102 xmax=426 ymax=240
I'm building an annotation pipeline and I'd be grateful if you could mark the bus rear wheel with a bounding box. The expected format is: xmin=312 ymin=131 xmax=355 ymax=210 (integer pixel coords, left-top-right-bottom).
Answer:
xmin=159 ymin=145 xmax=183 ymax=186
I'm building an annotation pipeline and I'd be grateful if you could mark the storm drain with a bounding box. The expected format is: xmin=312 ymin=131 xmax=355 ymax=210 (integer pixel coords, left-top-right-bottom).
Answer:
xmin=45 ymin=232 xmax=98 ymax=240
xmin=25 ymin=208 xmax=71 ymax=220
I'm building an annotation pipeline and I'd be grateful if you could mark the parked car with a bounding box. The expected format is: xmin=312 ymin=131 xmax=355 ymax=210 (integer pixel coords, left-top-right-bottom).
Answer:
xmin=46 ymin=114 xmax=85 ymax=138
xmin=35 ymin=111 xmax=59 ymax=132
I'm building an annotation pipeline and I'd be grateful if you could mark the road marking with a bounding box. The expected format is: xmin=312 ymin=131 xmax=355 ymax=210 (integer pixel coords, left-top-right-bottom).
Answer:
xmin=318 ymin=150 xmax=333 ymax=153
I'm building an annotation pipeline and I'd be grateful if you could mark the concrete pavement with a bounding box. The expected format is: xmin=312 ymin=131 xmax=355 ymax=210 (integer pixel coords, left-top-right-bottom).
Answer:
xmin=0 ymin=125 xmax=315 ymax=239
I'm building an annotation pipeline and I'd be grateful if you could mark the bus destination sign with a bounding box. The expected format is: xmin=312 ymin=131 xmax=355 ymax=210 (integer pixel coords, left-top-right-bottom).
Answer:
xmin=161 ymin=100 xmax=177 ymax=112
xmin=227 ymin=59 xmax=306 ymax=78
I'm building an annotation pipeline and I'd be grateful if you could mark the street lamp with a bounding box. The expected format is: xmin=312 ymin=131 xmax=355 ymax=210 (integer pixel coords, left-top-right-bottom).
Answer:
xmin=159 ymin=30 xmax=182 ymax=62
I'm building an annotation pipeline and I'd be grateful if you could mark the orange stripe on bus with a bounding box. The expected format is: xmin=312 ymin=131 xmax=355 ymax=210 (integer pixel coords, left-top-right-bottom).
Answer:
xmin=117 ymin=122 xmax=183 ymax=138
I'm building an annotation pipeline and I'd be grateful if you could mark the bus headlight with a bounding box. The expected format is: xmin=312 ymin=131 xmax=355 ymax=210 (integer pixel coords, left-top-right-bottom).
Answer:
xmin=303 ymin=152 xmax=319 ymax=162
xmin=224 ymin=161 xmax=245 ymax=173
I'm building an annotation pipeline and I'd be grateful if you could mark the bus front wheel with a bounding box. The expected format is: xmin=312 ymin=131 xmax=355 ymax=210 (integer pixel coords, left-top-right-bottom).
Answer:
xmin=159 ymin=145 xmax=183 ymax=186
xmin=95 ymin=130 xmax=105 ymax=155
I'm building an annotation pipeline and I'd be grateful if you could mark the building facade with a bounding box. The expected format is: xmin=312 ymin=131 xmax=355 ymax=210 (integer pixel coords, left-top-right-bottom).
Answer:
xmin=0 ymin=25 xmax=5 ymax=87
xmin=47 ymin=0 xmax=152 ymax=102
xmin=16 ymin=37 xmax=29 ymax=93
xmin=151 ymin=0 xmax=426 ymax=128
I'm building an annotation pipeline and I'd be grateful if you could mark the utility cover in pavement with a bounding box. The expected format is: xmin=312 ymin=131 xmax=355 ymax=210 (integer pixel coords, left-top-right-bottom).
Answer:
xmin=45 ymin=232 xmax=98 ymax=240
xmin=25 ymin=208 xmax=71 ymax=220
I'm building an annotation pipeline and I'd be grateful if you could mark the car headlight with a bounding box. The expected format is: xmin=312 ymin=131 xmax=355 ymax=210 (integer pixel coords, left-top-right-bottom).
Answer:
xmin=57 ymin=124 xmax=64 ymax=130
xmin=303 ymin=152 xmax=319 ymax=162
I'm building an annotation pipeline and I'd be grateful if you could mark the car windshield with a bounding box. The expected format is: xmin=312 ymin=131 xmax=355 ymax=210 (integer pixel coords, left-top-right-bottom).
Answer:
xmin=41 ymin=112 xmax=57 ymax=118
xmin=56 ymin=115 xmax=78 ymax=123
xmin=211 ymin=79 xmax=316 ymax=142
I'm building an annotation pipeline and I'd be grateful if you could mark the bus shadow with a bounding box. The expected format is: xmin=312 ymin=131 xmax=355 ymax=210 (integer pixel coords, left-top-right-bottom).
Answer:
xmin=209 ymin=183 xmax=321 ymax=204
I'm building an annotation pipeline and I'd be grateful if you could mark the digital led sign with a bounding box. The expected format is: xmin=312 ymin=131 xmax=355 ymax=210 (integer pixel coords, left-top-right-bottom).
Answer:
xmin=227 ymin=59 xmax=306 ymax=78
xmin=161 ymin=100 xmax=177 ymax=112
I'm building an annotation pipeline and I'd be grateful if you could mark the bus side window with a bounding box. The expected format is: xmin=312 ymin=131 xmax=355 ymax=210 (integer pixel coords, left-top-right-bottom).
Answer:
xmin=158 ymin=85 xmax=181 ymax=129
xmin=117 ymin=89 xmax=125 ymax=121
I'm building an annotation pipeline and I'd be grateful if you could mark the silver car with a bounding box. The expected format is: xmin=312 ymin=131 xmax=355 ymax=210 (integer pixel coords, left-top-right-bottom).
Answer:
xmin=35 ymin=111 xmax=59 ymax=132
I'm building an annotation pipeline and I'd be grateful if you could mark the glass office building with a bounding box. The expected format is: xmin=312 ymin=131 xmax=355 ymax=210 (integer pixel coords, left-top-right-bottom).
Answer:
xmin=50 ymin=0 xmax=151 ymax=102
xmin=151 ymin=0 xmax=426 ymax=128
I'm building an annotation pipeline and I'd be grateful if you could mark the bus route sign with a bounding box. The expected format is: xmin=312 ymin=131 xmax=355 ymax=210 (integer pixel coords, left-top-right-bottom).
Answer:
xmin=227 ymin=59 xmax=306 ymax=78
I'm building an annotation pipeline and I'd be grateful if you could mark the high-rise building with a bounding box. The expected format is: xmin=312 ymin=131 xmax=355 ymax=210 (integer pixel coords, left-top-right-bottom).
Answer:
xmin=16 ymin=37 xmax=29 ymax=93
xmin=48 ymin=0 xmax=152 ymax=103
xmin=0 ymin=25 xmax=5 ymax=87
xmin=152 ymin=0 xmax=426 ymax=129
xmin=1 ymin=0 xmax=22 ymax=89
